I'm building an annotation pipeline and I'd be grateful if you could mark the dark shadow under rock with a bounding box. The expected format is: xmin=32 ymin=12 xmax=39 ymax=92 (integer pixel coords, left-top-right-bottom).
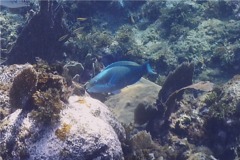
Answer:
xmin=5 ymin=1 xmax=68 ymax=65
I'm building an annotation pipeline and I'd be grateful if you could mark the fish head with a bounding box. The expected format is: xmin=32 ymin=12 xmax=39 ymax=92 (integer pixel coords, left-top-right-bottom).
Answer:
xmin=85 ymin=69 xmax=113 ymax=93
xmin=85 ymin=80 xmax=96 ymax=91
xmin=86 ymin=75 xmax=118 ymax=93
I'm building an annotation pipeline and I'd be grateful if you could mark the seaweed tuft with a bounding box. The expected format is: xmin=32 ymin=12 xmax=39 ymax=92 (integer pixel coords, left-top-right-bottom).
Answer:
xmin=30 ymin=88 xmax=65 ymax=125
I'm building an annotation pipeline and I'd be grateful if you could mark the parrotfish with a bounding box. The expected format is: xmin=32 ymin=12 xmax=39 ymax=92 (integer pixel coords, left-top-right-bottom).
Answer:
xmin=86 ymin=61 xmax=156 ymax=93
xmin=0 ymin=0 xmax=29 ymax=8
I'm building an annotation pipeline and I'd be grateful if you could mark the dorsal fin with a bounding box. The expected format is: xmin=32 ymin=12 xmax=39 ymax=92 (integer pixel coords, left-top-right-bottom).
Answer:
xmin=104 ymin=61 xmax=140 ymax=70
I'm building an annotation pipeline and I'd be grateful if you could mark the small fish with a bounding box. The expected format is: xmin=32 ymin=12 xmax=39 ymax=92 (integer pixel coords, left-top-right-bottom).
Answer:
xmin=77 ymin=17 xmax=87 ymax=21
xmin=86 ymin=61 xmax=156 ymax=93
xmin=58 ymin=27 xmax=84 ymax=42
xmin=58 ymin=34 xmax=70 ymax=42
xmin=0 ymin=0 xmax=29 ymax=8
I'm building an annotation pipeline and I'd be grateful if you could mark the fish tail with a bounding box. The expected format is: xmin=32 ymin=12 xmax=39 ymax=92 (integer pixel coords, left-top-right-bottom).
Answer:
xmin=146 ymin=62 xmax=157 ymax=75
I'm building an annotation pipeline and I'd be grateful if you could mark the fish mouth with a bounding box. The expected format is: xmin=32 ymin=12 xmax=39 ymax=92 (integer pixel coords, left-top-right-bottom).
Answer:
xmin=85 ymin=82 xmax=98 ymax=93
xmin=85 ymin=84 xmax=92 ymax=93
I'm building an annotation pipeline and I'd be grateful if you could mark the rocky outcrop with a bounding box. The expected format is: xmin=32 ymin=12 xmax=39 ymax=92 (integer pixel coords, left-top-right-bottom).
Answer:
xmin=0 ymin=64 xmax=125 ymax=160
xmin=0 ymin=64 xmax=33 ymax=120
xmin=204 ymin=75 xmax=240 ymax=159
xmin=0 ymin=95 xmax=125 ymax=160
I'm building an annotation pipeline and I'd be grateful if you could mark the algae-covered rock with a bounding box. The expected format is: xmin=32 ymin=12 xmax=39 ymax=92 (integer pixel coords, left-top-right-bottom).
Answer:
xmin=207 ymin=75 xmax=240 ymax=122
xmin=203 ymin=75 xmax=240 ymax=159
xmin=0 ymin=63 xmax=125 ymax=159
xmin=9 ymin=66 xmax=38 ymax=109
xmin=0 ymin=95 xmax=125 ymax=160
xmin=0 ymin=64 xmax=34 ymax=120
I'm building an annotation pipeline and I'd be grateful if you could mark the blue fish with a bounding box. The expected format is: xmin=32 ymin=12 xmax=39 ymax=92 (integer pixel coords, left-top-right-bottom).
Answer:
xmin=86 ymin=61 xmax=156 ymax=93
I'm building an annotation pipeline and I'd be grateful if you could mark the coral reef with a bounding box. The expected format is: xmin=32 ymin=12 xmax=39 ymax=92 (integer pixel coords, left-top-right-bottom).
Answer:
xmin=5 ymin=0 xmax=68 ymax=64
xmin=2 ymin=0 xmax=240 ymax=159
xmin=161 ymin=74 xmax=240 ymax=160
xmin=203 ymin=75 xmax=240 ymax=159
xmin=0 ymin=64 xmax=34 ymax=120
xmin=63 ymin=61 xmax=84 ymax=79
xmin=9 ymin=66 xmax=37 ymax=110
xmin=2 ymin=60 xmax=69 ymax=125
xmin=146 ymin=62 xmax=194 ymax=136
xmin=0 ymin=95 xmax=125 ymax=160
xmin=125 ymin=130 xmax=163 ymax=160
xmin=0 ymin=11 xmax=25 ymax=59
xmin=160 ymin=1 xmax=202 ymax=41
xmin=30 ymin=88 xmax=65 ymax=125
xmin=92 ymin=61 xmax=211 ymax=159
xmin=0 ymin=64 xmax=125 ymax=159
xmin=30 ymin=61 xmax=69 ymax=125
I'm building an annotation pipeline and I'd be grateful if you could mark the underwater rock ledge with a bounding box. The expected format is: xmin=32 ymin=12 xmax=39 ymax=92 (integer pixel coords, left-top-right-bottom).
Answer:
xmin=0 ymin=95 xmax=125 ymax=160
xmin=0 ymin=64 xmax=125 ymax=160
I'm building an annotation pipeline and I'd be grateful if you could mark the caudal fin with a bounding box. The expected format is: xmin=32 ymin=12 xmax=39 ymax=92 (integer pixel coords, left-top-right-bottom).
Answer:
xmin=146 ymin=63 xmax=157 ymax=75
